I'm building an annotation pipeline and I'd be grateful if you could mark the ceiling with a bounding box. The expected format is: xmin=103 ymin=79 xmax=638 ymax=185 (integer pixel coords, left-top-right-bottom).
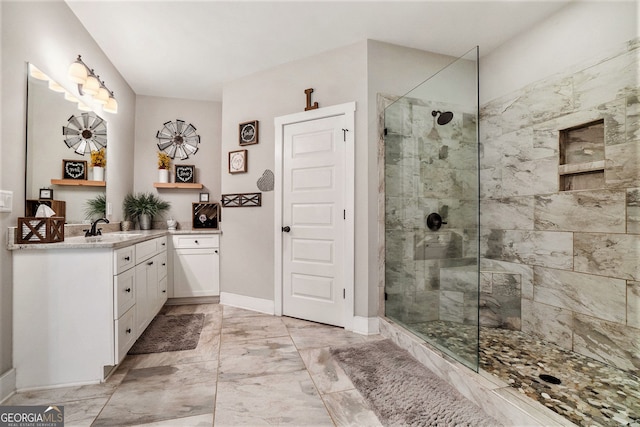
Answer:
xmin=66 ymin=0 xmax=572 ymax=102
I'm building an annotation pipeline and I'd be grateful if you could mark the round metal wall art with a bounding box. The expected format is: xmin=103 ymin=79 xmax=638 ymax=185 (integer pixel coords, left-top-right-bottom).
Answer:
xmin=156 ymin=119 xmax=200 ymax=160
xmin=62 ymin=112 xmax=107 ymax=155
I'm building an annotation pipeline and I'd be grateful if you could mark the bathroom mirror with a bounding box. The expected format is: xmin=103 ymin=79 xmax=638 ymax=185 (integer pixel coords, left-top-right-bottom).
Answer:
xmin=25 ymin=63 xmax=107 ymax=224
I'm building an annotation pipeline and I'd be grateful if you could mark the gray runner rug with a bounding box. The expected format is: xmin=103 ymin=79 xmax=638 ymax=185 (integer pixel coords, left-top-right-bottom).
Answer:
xmin=331 ymin=339 xmax=502 ymax=427
xmin=128 ymin=313 xmax=205 ymax=355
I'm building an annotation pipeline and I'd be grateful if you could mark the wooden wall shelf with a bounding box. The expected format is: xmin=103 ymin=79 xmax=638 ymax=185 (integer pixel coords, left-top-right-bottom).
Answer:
xmin=51 ymin=179 xmax=106 ymax=187
xmin=153 ymin=182 xmax=203 ymax=189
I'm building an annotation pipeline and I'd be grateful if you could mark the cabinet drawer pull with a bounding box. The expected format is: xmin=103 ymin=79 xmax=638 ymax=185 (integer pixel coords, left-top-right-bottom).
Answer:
xmin=162 ymin=290 xmax=166 ymax=293
xmin=124 ymin=256 xmax=130 ymax=261
xmin=162 ymin=262 xmax=166 ymax=266
xmin=126 ymin=328 xmax=132 ymax=334
xmin=125 ymin=288 xmax=131 ymax=293
xmin=147 ymin=261 xmax=154 ymax=266
xmin=161 ymin=242 xmax=166 ymax=246
xmin=194 ymin=240 xmax=199 ymax=244
xmin=214 ymin=250 xmax=218 ymax=254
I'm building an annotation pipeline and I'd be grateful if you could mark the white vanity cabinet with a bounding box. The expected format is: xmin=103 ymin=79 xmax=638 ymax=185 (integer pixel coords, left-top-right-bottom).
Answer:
xmin=12 ymin=234 xmax=167 ymax=390
xmin=172 ymin=234 xmax=219 ymax=297
xmin=134 ymin=237 xmax=168 ymax=334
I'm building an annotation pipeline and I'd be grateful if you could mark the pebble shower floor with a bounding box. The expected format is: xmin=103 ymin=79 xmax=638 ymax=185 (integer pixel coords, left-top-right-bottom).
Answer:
xmin=409 ymin=322 xmax=640 ymax=426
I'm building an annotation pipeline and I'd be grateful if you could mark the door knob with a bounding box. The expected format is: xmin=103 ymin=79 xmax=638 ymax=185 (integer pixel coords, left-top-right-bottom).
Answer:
xmin=282 ymin=226 xmax=291 ymax=232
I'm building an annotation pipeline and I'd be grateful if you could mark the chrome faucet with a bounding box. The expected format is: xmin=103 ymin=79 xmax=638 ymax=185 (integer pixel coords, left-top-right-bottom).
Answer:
xmin=85 ymin=217 xmax=110 ymax=237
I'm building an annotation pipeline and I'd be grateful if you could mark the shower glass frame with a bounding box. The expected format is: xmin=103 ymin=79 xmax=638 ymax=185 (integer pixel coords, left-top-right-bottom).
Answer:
xmin=382 ymin=46 xmax=480 ymax=371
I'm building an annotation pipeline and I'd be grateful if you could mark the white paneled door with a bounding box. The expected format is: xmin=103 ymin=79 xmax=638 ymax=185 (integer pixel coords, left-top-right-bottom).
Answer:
xmin=281 ymin=114 xmax=347 ymax=327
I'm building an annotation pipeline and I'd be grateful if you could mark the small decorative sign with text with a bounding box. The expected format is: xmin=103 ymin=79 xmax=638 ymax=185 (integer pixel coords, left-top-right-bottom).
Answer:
xmin=175 ymin=165 xmax=195 ymax=183
xmin=62 ymin=160 xmax=87 ymax=180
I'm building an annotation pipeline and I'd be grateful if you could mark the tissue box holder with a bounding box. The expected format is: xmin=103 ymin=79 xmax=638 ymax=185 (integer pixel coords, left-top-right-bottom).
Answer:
xmin=17 ymin=217 xmax=65 ymax=244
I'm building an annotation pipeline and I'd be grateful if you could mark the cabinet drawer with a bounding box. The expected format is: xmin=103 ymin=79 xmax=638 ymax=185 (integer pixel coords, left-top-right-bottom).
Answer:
xmin=173 ymin=234 xmax=219 ymax=249
xmin=136 ymin=236 xmax=168 ymax=264
xmin=115 ymin=307 xmax=136 ymax=363
xmin=114 ymin=268 xmax=135 ymax=319
xmin=156 ymin=236 xmax=168 ymax=252
xmin=135 ymin=239 xmax=158 ymax=263
xmin=114 ymin=246 xmax=135 ymax=275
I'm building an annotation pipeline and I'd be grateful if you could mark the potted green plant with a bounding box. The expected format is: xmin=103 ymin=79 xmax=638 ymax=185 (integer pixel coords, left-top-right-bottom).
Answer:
xmin=123 ymin=192 xmax=171 ymax=230
xmin=84 ymin=193 xmax=106 ymax=220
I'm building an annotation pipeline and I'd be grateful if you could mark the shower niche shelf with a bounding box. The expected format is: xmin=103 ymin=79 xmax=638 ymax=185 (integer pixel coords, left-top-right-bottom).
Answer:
xmin=559 ymin=119 xmax=605 ymax=191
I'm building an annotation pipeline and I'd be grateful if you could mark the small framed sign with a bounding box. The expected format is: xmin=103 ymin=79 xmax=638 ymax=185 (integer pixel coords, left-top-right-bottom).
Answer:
xmin=175 ymin=165 xmax=195 ymax=183
xmin=62 ymin=160 xmax=87 ymax=180
xmin=229 ymin=150 xmax=247 ymax=174
xmin=239 ymin=120 xmax=259 ymax=146
xmin=192 ymin=202 xmax=220 ymax=229
xmin=199 ymin=192 xmax=209 ymax=202
xmin=39 ymin=188 xmax=53 ymax=200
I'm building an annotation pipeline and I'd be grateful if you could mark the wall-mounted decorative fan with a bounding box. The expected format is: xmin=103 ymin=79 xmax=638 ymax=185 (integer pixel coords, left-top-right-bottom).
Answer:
xmin=156 ymin=119 xmax=200 ymax=160
xmin=62 ymin=112 xmax=107 ymax=155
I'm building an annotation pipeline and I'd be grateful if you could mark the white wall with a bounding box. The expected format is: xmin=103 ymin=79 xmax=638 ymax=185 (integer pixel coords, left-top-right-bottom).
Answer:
xmin=0 ymin=0 xmax=136 ymax=393
xmin=221 ymin=40 xmax=368 ymax=308
xmin=133 ymin=95 xmax=222 ymax=227
xmin=220 ymin=39 xmax=461 ymax=319
xmin=481 ymin=0 xmax=639 ymax=104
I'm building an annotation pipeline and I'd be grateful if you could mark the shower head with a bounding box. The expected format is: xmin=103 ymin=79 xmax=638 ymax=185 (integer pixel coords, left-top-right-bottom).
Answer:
xmin=431 ymin=110 xmax=454 ymax=125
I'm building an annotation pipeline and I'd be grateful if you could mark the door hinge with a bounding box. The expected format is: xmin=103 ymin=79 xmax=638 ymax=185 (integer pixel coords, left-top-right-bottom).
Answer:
xmin=384 ymin=128 xmax=388 ymax=136
xmin=343 ymin=209 xmax=346 ymax=220
xmin=384 ymin=292 xmax=388 ymax=301
xmin=343 ymin=289 xmax=346 ymax=299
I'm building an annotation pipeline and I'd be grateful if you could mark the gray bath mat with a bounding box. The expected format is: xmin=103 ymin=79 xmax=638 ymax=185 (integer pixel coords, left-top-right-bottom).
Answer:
xmin=128 ymin=313 xmax=205 ymax=355
xmin=331 ymin=339 xmax=501 ymax=427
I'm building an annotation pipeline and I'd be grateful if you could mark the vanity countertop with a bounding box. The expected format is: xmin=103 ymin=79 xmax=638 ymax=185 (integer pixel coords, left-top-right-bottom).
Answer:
xmin=6 ymin=228 xmax=222 ymax=251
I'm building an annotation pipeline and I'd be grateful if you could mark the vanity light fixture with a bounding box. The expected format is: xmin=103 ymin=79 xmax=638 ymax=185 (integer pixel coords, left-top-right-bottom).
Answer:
xmin=29 ymin=65 xmax=49 ymax=81
xmin=68 ymin=55 xmax=118 ymax=114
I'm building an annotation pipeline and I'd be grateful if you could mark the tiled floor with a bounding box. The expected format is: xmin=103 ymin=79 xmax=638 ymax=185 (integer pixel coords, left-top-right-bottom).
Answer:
xmin=3 ymin=304 xmax=385 ymax=426
xmin=410 ymin=320 xmax=640 ymax=426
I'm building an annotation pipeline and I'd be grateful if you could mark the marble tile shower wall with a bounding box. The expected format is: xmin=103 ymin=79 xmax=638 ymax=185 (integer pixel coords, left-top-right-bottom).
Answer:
xmin=384 ymin=97 xmax=478 ymax=325
xmin=479 ymin=39 xmax=640 ymax=375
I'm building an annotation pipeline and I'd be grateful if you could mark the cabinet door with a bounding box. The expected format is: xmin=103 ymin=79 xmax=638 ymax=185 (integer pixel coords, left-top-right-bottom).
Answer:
xmin=173 ymin=248 xmax=219 ymax=297
xmin=135 ymin=257 xmax=158 ymax=335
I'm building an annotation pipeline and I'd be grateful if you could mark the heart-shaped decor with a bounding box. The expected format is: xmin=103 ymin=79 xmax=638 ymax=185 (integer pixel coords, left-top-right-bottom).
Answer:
xmin=257 ymin=169 xmax=274 ymax=191
xmin=176 ymin=166 xmax=194 ymax=183
xmin=65 ymin=161 xmax=85 ymax=179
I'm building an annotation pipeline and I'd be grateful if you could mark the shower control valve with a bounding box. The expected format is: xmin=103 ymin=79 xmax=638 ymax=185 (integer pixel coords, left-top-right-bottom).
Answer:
xmin=426 ymin=213 xmax=447 ymax=231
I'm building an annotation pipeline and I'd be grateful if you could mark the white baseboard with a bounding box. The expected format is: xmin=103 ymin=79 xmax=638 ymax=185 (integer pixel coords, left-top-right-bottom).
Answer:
xmin=0 ymin=368 xmax=16 ymax=404
xmin=351 ymin=316 xmax=380 ymax=335
xmin=166 ymin=296 xmax=220 ymax=306
xmin=220 ymin=292 xmax=274 ymax=315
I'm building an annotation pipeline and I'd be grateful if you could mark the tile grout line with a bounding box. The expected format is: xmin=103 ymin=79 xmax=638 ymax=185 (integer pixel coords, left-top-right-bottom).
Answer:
xmin=211 ymin=305 xmax=227 ymax=426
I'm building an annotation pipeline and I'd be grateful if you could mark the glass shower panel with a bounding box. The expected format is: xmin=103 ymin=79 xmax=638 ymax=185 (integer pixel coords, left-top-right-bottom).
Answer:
xmin=384 ymin=47 xmax=479 ymax=370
